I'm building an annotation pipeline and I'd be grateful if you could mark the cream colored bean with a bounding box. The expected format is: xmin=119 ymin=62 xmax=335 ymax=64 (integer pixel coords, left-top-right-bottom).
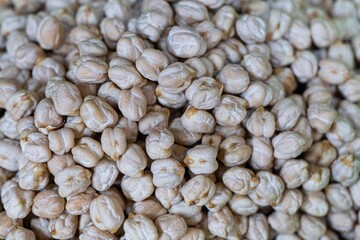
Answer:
xmin=80 ymin=96 xmax=118 ymax=132
xmin=14 ymin=42 xmax=45 ymax=70
xmin=48 ymin=212 xmax=78 ymax=239
xmin=236 ymin=14 xmax=266 ymax=44
xmin=272 ymin=131 xmax=306 ymax=159
xmin=222 ymin=167 xmax=259 ymax=195
xmin=0 ymin=79 xmax=17 ymax=109
xmin=195 ymin=21 xmax=222 ymax=49
xmin=213 ymin=95 xmax=247 ymax=127
xmin=18 ymin=160 xmax=49 ymax=190
xmin=228 ymin=194 xmax=258 ymax=216
xmin=302 ymin=165 xmax=330 ymax=192
xmin=65 ymin=188 xmax=97 ymax=216
xmin=298 ymin=214 xmax=326 ymax=240
xmin=117 ymin=143 xmax=147 ymax=177
xmin=216 ymin=64 xmax=249 ymax=94
xmin=181 ymin=106 xmax=215 ymax=134
xmin=121 ymin=173 xmax=154 ymax=202
xmin=318 ymin=59 xmax=350 ymax=85
xmin=207 ymin=206 xmax=235 ymax=238
xmin=301 ymin=191 xmax=329 ymax=217
xmin=241 ymin=81 xmax=273 ymax=108
xmin=48 ymin=128 xmax=75 ymax=155
xmin=151 ymin=158 xmax=185 ymax=188
xmin=0 ymin=211 xmax=22 ymax=239
xmin=90 ymin=194 xmax=125 ymax=233
xmin=136 ymin=11 xmax=168 ymax=42
xmin=246 ymin=107 xmax=275 ymax=137
xmin=97 ymin=82 xmax=121 ymax=108
xmin=326 ymin=116 xmax=355 ymax=148
xmin=326 ymin=183 xmax=353 ymax=211
xmin=123 ymin=213 xmax=159 ymax=240
xmin=37 ymin=15 xmax=65 ymax=50
xmin=79 ymin=225 xmax=116 ymax=240
xmin=218 ymin=136 xmax=252 ymax=167
xmin=47 ymin=153 xmax=75 ymax=176
xmin=331 ymin=154 xmax=360 ymax=187
xmin=108 ymin=58 xmax=146 ymax=90
xmin=183 ymin=144 xmax=218 ymax=174
xmin=213 ymin=6 xmax=236 ymax=39
xmin=169 ymin=117 xmax=202 ymax=146
xmin=0 ymin=111 xmax=18 ymax=139
xmin=132 ymin=198 xmax=167 ymax=221
xmin=5 ymin=90 xmax=38 ymax=121
xmin=142 ymin=81 xmax=157 ymax=106
xmin=167 ymin=26 xmax=207 ymax=58
xmin=54 ymin=165 xmax=92 ymax=198
xmin=307 ymin=103 xmax=337 ymax=134
xmin=135 ymin=49 xmax=169 ymax=81
xmin=266 ymin=9 xmax=291 ymax=41
xmin=101 ymin=127 xmax=127 ymax=161
xmin=280 ymin=159 xmax=309 ymax=189
xmin=246 ymin=213 xmax=270 ymax=240
xmin=33 ymin=58 xmax=65 ymax=84
xmin=181 ymin=175 xmax=215 ymax=206
xmin=74 ymin=56 xmax=108 ymax=84
xmin=72 ymin=137 xmax=103 ymax=168
xmin=205 ymin=183 xmax=232 ymax=213
xmin=286 ymin=19 xmax=311 ymax=50
xmin=32 ymin=190 xmax=65 ymax=219
xmin=155 ymin=214 xmax=187 ymax=240
xmin=118 ymin=87 xmax=147 ymax=122
xmin=5 ymin=227 xmax=36 ymax=240
xmin=34 ymin=98 xmax=64 ymax=134
xmin=338 ymin=76 xmax=360 ymax=103
xmin=145 ymin=128 xmax=174 ymax=160
xmin=115 ymin=116 xmax=138 ymax=143
xmin=248 ymin=137 xmax=274 ymax=170
xmin=273 ymin=189 xmax=303 ymax=215
xmin=92 ymin=158 xmax=119 ymax=192
xmin=327 ymin=210 xmax=356 ymax=233
xmin=20 ymin=131 xmax=51 ymax=163
xmin=100 ymin=18 xmax=125 ymax=49
xmin=78 ymin=39 xmax=108 ymax=58
xmin=116 ymin=32 xmax=146 ymax=63
xmin=310 ymin=18 xmax=338 ymax=48
xmin=155 ymin=186 xmax=183 ymax=209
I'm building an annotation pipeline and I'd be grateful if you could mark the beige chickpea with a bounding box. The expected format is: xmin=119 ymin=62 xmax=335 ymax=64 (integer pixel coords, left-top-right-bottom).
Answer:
xmin=108 ymin=58 xmax=146 ymax=90
xmin=167 ymin=26 xmax=207 ymax=58
xmin=246 ymin=107 xmax=275 ymax=138
xmin=307 ymin=103 xmax=337 ymax=134
xmin=310 ymin=18 xmax=338 ymax=48
xmin=246 ymin=213 xmax=270 ymax=240
xmin=20 ymin=131 xmax=51 ymax=163
xmin=145 ymin=128 xmax=174 ymax=160
xmin=71 ymin=137 xmax=103 ymax=168
xmin=158 ymin=62 xmax=196 ymax=94
xmin=328 ymin=210 xmax=356 ymax=233
xmin=155 ymin=214 xmax=187 ymax=239
xmin=118 ymin=87 xmax=147 ymax=122
xmin=328 ymin=41 xmax=354 ymax=70
xmin=291 ymin=51 xmax=318 ymax=83
xmin=205 ymin=48 xmax=226 ymax=72
xmin=100 ymin=18 xmax=125 ymax=49
xmin=79 ymin=225 xmax=117 ymax=240
xmin=73 ymin=56 xmax=108 ymax=84
xmin=298 ymin=214 xmax=326 ymax=240
xmin=89 ymin=195 xmax=125 ymax=233
xmin=37 ymin=15 xmax=65 ymax=50
xmin=305 ymin=140 xmax=337 ymax=167
xmin=48 ymin=212 xmax=78 ymax=239
xmin=273 ymin=189 xmax=303 ymax=215
xmin=216 ymin=64 xmax=249 ymax=94
xmin=302 ymin=165 xmax=330 ymax=192
xmin=181 ymin=175 xmax=215 ymax=206
xmin=32 ymin=58 xmax=65 ymax=84
xmin=236 ymin=14 xmax=266 ymax=44
xmin=97 ymin=82 xmax=121 ymax=108
xmin=115 ymin=116 xmax=138 ymax=143
xmin=50 ymin=80 xmax=83 ymax=116
xmin=54 ymin=165 xmax=92 ymax=198
xmin=117 ymin=143 xmax=147 ymax=177
xmin=212 ymin=6 xmax=236 ymax=39
xmin=75 ymin=4 xmax=102 ymax=26
xmin=222 ymin=167 xmax=259 ymax=195
xmin=65 ymin=188 xmax=97 ymax=216
xmin=228 ymin=194 xmax=258 ymax=216
xmin=174 ymin=0 xmax=208 ymax=26
xmin=69 ymin=25 xmax=102 ymax=45
xmin=241 ymin=81 xmax=273 ymax=108
xmin=48 ymin=128 xmax=75 ymax=155
xmin=181 ymin=106 xmax=215 ymax=134
xmin=218 ymin=38 xmax=247 ymax=64
xmin=156 ymin=87 xmax=186 ymax=109
xmin=273 ymin=67 xmax=297 ymax=96
xmin=136 ymin=11 xmax=168 ymax=42
xmin=103 ymin=0 xmax=130 ymax=20
xmin=248 ymin=171 xmax=285 ymax=207
xmin=207 ymin=206 xmax=235 ymax=238
xmin=6 ymin=227 xmax=36 ymax=240
xmin=47 ymin=153 xmax=75 ymax=176
xmin=272 ymin=131 xmax=306 ymax=160
xmin=331 ymin=154 xmax=360 ymax=187
xmin=34 ymin=98 xmax=64 ymax=134
xmin=247 ymin=43 xmax=271 ymax=60
xmin=1 ymin=180 xmax=35 ymax=219
xmin=181 ymin=227 xmax=205 ymax=240
xmin=325 ymin=183 xmax=353 ymax=211
xmin=92 ymin=158 xmax=119 ymax=192
xmin=280 ymin=159 xmax=309 ymax=189
xmin=195 ymin=21 xmax=222 ymax=49
xmin=132 ymin=198 xmax=167 ymax=220
xmin=218 ymin=136 xmax=252 ymax=167
xmin=5 ymin=90 xmax=38 ymax=121
xmin=248 ymin=138 xmax=274 ymax=170
xmin=121 ymin=173 xmax=154 ymax=202
xmin=0 ymin=79 xmax=17 ymax=108
xmin=183 ymin=144 xmax=218 ymax=174
xmin=155 ymin=186 xmax=183 ymax=209
xmin=1 ymin=15 xmax=27 ymax=37
xmin=268 ymin=39 xmax=295 ymax=67
xmin=18 ymin=161 xmax=49 ymax=190
xmin=78 ymin=39 xmax=108 ymax=58
xmin=14 ymin=42 xmax=45 ymax=70
xmin=80 ymin=96 xmax=118 ymax=132
xmin=214 ymin=95 xmax=247 ymax=127
xmin=318 ymin=59 xmax=350 ymax=85
xmin=169 ymin=117 xmax=202 ymax=146
xmin=185 ymin=57 xmax=214 ymax=78
xmin=135 ymin=49 xmax=169 ymax=82
xmin=123 ymin=213 xmax=159 ymax=240
xmin=32 ymin=190 xmax=65 ymax=219
xmin=205 ymin=183 xmax=232 ymax=212
xmin=268 ymin=212 xmax=300 ymax=235
xmin=338 ymin=76 xmax=360 ymax=103
xmin=5 ymin=31 xmax=29 ymax=59
xmin=142 ymin=81 xmax=157 ymax=106
xmin=286 ymin=18 xmax=311 ymax=50
xmin=301 ymin=191 xmax=329 ymax=217
xmin=0 ymin=168 xmax=14 ymax=188
xmin=185 ymin=77 xmax=223 ymax=110
xmin=100 ymin=128 xmax=127 ymax=161
xmin=266 ymin=9 xmax=291 ymax=41
xmin=271 ymin=97 xmax=301 ymax=131
xmin=326 ymin=116 xmax=355 ymax=148
xmin=151 ymin=158 xmax=185 ymax=188
xmin=116 ymin=32 xmax=146 ymax=63
xmin=0 ymin=111 xmax=19 ymax=139
xmin=0 ymin=211 xmax=22 ymax=239
xmin=139 ymin=105 xmax=170 ymax=134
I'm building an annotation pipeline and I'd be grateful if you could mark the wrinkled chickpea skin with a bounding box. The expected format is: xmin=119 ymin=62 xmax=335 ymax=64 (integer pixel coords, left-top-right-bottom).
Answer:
xmin=1 ymin=0 xmax=360 ymax=238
